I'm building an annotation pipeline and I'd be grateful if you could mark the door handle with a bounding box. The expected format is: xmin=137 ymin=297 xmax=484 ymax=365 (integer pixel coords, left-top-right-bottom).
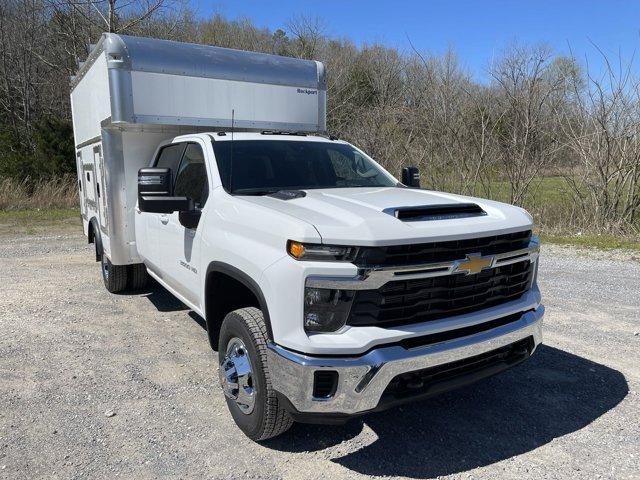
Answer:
xmin=160 ymin=214 xmax=169 ymax=225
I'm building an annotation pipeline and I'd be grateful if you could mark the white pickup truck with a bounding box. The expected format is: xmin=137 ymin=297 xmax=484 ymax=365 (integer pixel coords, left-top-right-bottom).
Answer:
xmin=71 ymin=34 xmax=544 ymax=440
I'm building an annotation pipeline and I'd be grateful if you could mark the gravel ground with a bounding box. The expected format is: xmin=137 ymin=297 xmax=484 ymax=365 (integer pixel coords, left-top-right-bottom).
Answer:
xmin=0 ymin=232 xmax=638 ymax=480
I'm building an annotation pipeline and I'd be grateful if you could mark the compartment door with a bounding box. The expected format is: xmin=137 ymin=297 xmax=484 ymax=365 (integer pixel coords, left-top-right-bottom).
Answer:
xmin=93 ymin=145 xmax=109 ymax=234
xmin=76 ymin=151 xmax=86 ymax=218
xmin=83 ymin=156 xmax=96 ymax=213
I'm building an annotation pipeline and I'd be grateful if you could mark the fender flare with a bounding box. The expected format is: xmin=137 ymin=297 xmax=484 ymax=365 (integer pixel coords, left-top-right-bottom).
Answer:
xmin=89 ymin=217 xmax=102 ymax=261
xmin=204 ymin=262 xmax=274 ymax=341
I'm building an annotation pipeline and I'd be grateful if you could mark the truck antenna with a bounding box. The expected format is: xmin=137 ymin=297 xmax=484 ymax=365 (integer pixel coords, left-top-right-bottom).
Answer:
xmin=229 ymin=109 xmax=234 ymax=193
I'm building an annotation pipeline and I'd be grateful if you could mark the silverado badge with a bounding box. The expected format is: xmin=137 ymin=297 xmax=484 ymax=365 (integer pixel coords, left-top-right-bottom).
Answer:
xmin=453 ymin=253 xmax=494 ymax=275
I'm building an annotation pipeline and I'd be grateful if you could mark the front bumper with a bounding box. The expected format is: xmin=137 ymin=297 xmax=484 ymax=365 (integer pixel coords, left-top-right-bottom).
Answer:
xmin=267 ymin=305 xmax=544 ymax=418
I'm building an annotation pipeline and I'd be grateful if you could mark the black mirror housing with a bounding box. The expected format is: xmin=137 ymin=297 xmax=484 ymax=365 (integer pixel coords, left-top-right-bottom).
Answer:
xmin=139 ymin=196 xmax=193 ymax=214
xmin=138 ymin=167 xmax=193 ymax=213
xmin=138 ymin=167 xmax=172 ymax=196
xmin=401 ymin=166 xmax=421 ymax=188
xmin=179 ymin=210 xmax=201 ymax=229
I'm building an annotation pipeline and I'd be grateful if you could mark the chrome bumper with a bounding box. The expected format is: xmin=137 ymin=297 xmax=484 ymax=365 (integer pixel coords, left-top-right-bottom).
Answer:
xmin=267 ymin=306 xmax=544 ymax=415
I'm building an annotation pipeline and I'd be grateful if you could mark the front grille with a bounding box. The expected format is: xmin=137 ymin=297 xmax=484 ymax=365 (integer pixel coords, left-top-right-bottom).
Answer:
xmin=355 ymin=230 xmax=531 ymax=267
xmin=348 ymin=261 xmax=533 ymax=327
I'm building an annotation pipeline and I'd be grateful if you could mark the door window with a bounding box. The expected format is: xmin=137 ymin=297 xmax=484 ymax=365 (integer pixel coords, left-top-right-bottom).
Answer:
xmin=155 ymin=143 xmax=186 ymax=184
xmin=174 ymin=143 xmax=208 ymax=208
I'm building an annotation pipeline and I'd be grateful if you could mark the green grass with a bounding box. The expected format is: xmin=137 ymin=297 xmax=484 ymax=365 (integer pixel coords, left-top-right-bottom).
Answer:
xmin=539 ymin=232 xmax=640 ymax=252
xmin=473 ymin=176 xmax=572 ymax=206
xmin=434 ymin=175 xmax=574 ymax=210
xmin=0 ymin=208 xmax=80 ymax=222
xmin=0 ymin=208 xmax=81 ymax=236
xmin=520 ymin=176 xmax=571 ymax=206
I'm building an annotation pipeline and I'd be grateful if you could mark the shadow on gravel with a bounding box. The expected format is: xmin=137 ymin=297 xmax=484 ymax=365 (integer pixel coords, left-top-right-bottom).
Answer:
xmin=187 ymin=311 xmax=208 ymax=330
xmin=141 ymin=282 xmax=210 ymax=338
xmin=267 ymin=345 xmax=628 ymax=478
xmin=141 ymin=281 xmax=190 ymax=313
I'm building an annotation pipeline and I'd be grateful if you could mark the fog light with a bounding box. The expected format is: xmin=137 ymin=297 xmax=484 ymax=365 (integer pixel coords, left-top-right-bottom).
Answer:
xmin=303 ymin=288 xmax=354 ymax=333
xmin=305 ymin=288 xmax=331 ymax=306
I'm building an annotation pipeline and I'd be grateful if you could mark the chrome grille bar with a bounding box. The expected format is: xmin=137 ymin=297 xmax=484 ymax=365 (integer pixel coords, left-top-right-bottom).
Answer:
xmin=306 ymin=236 xmax=540 ymax=291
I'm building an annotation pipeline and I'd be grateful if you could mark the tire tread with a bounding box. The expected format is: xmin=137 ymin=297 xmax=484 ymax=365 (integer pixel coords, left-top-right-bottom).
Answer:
xmin=103 ymin=258 xmax=127 ymax=293
xmin=229 ymin=307 xmax=293 ymax=440
xmin=128 ymin=263 xmax=149 ymax=290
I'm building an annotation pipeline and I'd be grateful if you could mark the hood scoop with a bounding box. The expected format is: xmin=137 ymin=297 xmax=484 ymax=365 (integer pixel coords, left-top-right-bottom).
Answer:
xmin=388 ymin=203 xmax=487 ymax=222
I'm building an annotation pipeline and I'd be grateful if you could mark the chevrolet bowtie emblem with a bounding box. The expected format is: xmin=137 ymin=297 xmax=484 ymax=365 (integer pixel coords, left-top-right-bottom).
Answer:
xmin=452 ymin=253 xmax=494 ymax=275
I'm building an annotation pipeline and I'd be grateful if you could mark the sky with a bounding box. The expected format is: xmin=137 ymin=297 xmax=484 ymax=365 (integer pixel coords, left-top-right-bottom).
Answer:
xmin=189 ymin=0 xmax=640 ymax=81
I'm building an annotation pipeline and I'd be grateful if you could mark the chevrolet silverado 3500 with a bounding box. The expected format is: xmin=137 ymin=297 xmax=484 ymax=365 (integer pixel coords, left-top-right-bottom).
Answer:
xmin=71 ymin=34 xmax=544 ymax=440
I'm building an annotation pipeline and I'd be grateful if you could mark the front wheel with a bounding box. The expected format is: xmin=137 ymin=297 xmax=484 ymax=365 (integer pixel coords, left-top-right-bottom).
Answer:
xmin=218 ymin=307 xmax=293 ymax=441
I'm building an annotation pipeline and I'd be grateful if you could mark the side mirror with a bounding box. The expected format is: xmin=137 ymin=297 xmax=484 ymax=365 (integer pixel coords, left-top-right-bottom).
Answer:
xmin=179 ymin=210 xmax=201 ymax=229
xmin=401 ymin=166 xmax=421 ymax=188
xmin=139 ymin=167 xmax=171 ymax=196
xmin=138 ymin=167 xmax=192 ymax=213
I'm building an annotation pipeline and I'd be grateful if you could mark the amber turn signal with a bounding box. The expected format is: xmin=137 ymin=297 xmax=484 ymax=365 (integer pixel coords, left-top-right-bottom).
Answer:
xmin=288 ymin=241 xmax=306 ymax=259
xmin=287 ymin=240 xmax=357 ymax=261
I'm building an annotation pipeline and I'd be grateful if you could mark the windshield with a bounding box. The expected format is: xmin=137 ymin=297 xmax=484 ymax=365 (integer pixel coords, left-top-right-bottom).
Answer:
xmin=212 ymin=140 xmax=397 ymax=194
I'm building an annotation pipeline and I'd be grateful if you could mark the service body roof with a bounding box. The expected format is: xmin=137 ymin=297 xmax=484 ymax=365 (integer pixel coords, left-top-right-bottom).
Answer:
xmin=71 ymin=33 xmax=327 ymax=133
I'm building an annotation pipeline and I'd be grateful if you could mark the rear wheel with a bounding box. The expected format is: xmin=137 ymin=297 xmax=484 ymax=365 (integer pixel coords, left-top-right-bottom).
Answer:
xmin=99 ymin=245 xmax=127 ymax=293
xmin=127 ymin=263 xmax=149 ymax=290
xmin=218 ymin=307 xmax=293 ymax=441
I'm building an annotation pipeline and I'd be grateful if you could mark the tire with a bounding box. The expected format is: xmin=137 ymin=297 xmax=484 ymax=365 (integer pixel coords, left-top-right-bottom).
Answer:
xmin=218 ymin=307 xmax=293 ymax=441
xmin=127 ymin=263 xmax=149 ymax=290
xmin=100 ymin=247 xmax=128 ymax=293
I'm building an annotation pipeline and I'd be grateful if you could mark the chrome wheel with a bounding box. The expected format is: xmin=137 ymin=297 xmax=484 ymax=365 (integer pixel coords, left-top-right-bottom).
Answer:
xmin=219 ymin=337 xmax=256 ymax=414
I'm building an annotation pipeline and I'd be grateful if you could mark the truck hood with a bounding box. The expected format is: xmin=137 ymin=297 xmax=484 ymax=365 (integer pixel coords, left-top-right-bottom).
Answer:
xmin=241 ymin=187 xmax=533 ymax=245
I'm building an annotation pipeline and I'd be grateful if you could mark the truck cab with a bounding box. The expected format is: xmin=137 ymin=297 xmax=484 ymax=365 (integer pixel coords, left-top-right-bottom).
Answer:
xmin=71 ymin=34 xmax=543 ymax=441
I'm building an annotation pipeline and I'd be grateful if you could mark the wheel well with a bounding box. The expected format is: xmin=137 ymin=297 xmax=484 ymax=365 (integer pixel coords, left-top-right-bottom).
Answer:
xmin=88 ymin=219 xmax=95 ymax=244
xmin=204 ymin=264 xmax=273 ymax=349
xmin=88 ymin=218 xmax=102 ymax=261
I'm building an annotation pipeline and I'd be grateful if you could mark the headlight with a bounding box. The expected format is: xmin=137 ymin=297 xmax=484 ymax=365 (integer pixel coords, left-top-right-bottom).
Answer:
xmin=288 ymin=240 xmax=357 ymax=262
xmin=304 ymin=287 xmax=354 ymax=332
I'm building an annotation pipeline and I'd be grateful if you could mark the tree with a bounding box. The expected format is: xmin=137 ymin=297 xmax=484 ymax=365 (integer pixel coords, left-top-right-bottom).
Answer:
xmin=51 ymin=0 xmax=177 ymax=33
xmin=489 ymin=44 xmax=569 ymax=205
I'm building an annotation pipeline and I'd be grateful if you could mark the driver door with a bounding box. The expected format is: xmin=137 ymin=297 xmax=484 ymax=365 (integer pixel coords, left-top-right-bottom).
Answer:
xmin=136 ymin=142 xmax=186 ymax=271
xmin=161 ymin=142 xmax=209 ymax=305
